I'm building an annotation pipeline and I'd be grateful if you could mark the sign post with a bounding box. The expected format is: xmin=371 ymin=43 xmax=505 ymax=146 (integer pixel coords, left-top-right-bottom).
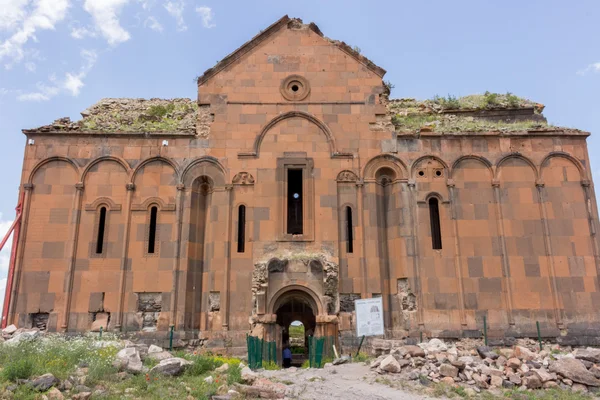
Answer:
xmin=354 ymin=297 xmax=384 ymax=355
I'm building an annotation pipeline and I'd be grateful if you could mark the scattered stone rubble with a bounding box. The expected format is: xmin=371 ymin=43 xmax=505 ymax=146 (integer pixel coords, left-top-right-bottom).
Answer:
xmin=369 ymin=337 xmax=600 ymax=395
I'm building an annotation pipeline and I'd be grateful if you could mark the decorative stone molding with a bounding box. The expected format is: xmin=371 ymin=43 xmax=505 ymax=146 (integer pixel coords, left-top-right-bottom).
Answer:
xmin=336 ymin=170 xmax=359 ymax=183
xmin=85 ymin=197 xmax=122 ymax=211
xmin=126 ymin=183 xmax=135 ymax=191
xmin=131 ymin=197 xmax=176 ymax=211
xmin=232 ymin=172 xmax=255 ymax=185
xmin=75 ymin=182 xmax=84 ymax=191
xmin=280 ymin=74 xmax=310 ymax=101
xmin=23 ymin=183 xmax=34 ymax=190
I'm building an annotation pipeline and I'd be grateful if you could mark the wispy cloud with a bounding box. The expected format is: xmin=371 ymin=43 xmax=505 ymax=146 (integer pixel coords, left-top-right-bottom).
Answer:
xmin=0 ymin=0 xmax=71 ymax=68
xmin=83 ymin=0 xmax=131 ymax=46
xmin=577 ymin=62 xmax=600 ymax=76
xmin=18 ymin=48 xmax=97 ymax=101
xmin=70 ymin=25 xmax=97 ymax=40
xmin=165 ymin=0 xmax=187 ymax=31
xmin=24 ymin=61 xmax=36 ymax=72
xmin=196 ymin=6 xmax=215 ymax=29
xmin=144 ymin=16 xmax=163 ymax=32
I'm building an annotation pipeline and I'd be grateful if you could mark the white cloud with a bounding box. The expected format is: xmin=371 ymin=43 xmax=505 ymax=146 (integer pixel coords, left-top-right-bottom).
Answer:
xmin=0 ymin=278 xmax=6 ymax=317
xmin=0 ymin=0 xmax=70 ymax=67
xmin=196 ymin=6 xmax=215 ymax=29
xmin=17 ymin=81 xmax=59 ymax=101
xmin=577 ymin=62 xmax=600 ymax=76
xmin=137 ymin=0 xmax=156 ymax=10
xmin=18 ymin=48 xmax=97 ymax=100
xmin=144 ymin=16 xmax=163 ymax=32
xmin=165 ymin=0 xmax=187 ymax=31
xmin=24 ymin=61 xmax=36 ymax=72
xmin=70 ymin=26 xmax=96 ymax=40
xmin=83 ymin=0 xmax=131 ymax=46
xmin=0 ymin=0 xmax=29 ymax=31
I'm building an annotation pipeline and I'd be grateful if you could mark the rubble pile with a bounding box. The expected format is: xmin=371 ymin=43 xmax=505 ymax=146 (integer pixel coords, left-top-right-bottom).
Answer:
xmin=370 ymin=337 xmax=600 ymax=395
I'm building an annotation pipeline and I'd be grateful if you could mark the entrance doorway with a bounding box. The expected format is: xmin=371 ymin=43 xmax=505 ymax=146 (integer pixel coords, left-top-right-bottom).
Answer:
xmin=275 ymin=291 xmax=316 ymax=367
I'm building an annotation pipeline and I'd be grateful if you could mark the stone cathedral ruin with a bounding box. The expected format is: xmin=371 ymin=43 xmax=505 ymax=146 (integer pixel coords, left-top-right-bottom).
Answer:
xmin=4 ymin=16 xmax=600 ymax=355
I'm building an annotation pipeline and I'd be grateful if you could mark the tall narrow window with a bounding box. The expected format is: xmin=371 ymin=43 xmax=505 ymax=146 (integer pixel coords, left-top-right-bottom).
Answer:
xmin=346 ymin=206 xmax=354 ymax=253
xmin=237 ymin=205 xmax=246 ymax=253
xmin=148 ymin=206 xmax=158 ymax=254
xmin=287 ymin=169 xmax=303 ymax=234
xmin=96 ymin=206 xmax=107 ymax=254
xmin=429 ymin=198 xmax=442 ymax=250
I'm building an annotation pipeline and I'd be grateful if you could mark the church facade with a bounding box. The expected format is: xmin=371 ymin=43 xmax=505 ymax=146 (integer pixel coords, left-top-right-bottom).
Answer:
xmin=6 ymin=16 xmax=600 ymax=353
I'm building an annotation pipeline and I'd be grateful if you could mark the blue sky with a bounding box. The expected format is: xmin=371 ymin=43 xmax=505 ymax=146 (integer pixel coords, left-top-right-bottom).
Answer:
xmin=0 ymin=0 xmax=599 ymax=310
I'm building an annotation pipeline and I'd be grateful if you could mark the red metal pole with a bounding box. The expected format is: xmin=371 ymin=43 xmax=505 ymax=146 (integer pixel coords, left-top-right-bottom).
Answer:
xmin=1 ymin=191 xmax=24 ymax=329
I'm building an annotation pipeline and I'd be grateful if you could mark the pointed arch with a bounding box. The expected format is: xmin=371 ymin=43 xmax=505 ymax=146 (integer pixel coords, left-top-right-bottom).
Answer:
xmin=131 ymin=156 xmax=180 ymax=184
xmin=495 ymin=153 xmax=539 ymax=181
xmin=28 ymin=156 xmax=80 ymax=184
xmin=81 ymin=156 xmax=131 ymax=183
xmin=239 ymin=111 xmax=350 ymax=159
xmin=363 ymin=154 xmax=407 ymax=182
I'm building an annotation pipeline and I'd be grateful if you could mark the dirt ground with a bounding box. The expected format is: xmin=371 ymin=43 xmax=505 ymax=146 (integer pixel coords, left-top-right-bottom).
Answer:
xmin=259 ymin=362 xmax=430 ymax=400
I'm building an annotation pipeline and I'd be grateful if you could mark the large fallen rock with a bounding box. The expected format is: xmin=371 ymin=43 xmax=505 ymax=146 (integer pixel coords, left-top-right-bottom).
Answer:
xmin=549 ymin=358 xmax=600 ymax=387
xmin=476 ymin=346 xmax=499 ymax=360
xmin=439 ymin=364 xmax=458 ymax=378
xmin=419 ymin=338 xmax=448 ymax=353
xmin=30 ymin=373 xmax=59 ymax=391
xmin=574 ymin=348 xmax=600 ymax=364
xmin=113 ymin=347 xmax=143 ymax=374
xmin=235 ymin=379 xmax=286 ymax=399
xmin=150 ymin=357 xmax=191 ymax=376
xmin=4 ymin=330 xmax=40 ymax=345
xmin=2 ymin=324 xmax=17 ymax=335
xmin=241 ymin=366 xmax=258 ymax=383
xmin=514 ymin=346 xmax=537 ymax=361
xmin=403 ymin=345 xmax=425 ymax=358
xmin=380 ymin=355 xmax=401 ymax=373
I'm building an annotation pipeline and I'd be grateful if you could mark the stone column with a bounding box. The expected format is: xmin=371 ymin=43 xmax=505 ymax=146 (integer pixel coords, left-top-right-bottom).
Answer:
xmin=492 ymin=180 xmax=515 ymax=326
xmin=408 ymin=180 xmax=425 ymax=328
xmin=61 ymin=182 xmax=84 ymax=331
xmin=581 ymin=180 xmax=600 ymax=283
xmin=356 ymin=180 xmax=368 ymax=299
xmin=222 ymin=184 xmax=233 ymax=330
xmin=171 ymin=183 xmax=185 ymax=330
xmin=536 ymin=180 xmax=563 ymax=328
xmin=447 ymin=180 xmax=467 ymax=327
xmin=116 ymin=183 xmax=135 ymax=330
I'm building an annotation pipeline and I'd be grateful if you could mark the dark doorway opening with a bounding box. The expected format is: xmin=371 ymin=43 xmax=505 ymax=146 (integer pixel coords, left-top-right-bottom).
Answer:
xmin=276 ymin=293 xmax=315 ymax=367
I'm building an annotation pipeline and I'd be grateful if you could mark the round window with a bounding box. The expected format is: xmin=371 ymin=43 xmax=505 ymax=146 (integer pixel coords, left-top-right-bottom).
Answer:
xmin=280 ymin=75 xmax=310 ymax=101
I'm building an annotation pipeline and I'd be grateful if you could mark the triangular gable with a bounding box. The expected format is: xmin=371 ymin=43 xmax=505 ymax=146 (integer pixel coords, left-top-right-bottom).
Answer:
xmin=196 ymin=15 xmax=386 ymax=86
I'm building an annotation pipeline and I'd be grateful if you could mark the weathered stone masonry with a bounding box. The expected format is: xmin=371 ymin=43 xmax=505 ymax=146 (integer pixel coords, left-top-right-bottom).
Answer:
xmin=6 ymin=16 xmax=600 ymax=354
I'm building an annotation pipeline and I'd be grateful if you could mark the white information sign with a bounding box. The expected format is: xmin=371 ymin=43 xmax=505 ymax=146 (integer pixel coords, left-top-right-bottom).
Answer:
xmin=355 ymin=297 xmax=384 ymax=337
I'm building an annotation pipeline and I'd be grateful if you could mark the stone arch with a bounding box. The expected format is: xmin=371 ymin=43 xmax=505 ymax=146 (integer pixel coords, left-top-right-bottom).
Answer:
xmin=495 ymin=153 xmax=539 ymax=181
xmin=131 ymin=197 xmax=175 ymax=211
xmin=245 ymin=111 xmax=339 ymax=158
xmin=84 ymin=197 xmax=121 ymax=211
xmin=451 ymin=155 xmax=494 ymax=180
xmin=81 ymin=156 xmax=131 ymax=183
xmin=182 ymin=156 xmax=227 ymax=187
xmin=268 ymin=285 xmax=324 ymax=316
xmin=28 ymin=156 xmax=80 ymax=184
xmin=336 ymin=170 xmax=359 ymax=183
xmin=411 ymin=155 xmax=449 ymax=180
xmin=131 ymin=156 xmax=180 ymax=184
xmin=363 ymin=154 xmax=407 ymax=182
xmin=541 ymin=152 xmax=585 ymax=181
xmin=424 ymin=191 xmax=446 ymax=203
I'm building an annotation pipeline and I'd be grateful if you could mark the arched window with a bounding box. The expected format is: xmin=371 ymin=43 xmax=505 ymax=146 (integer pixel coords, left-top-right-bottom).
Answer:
xmin=237 ymin=205 xmax=246 ymax=253
xmin=429 ymin=198 xmax=442 ymax=250
xmin=148 ymin=206 xmax=158 ymax=254
xmin=96 ymin=206 xmax=107 ymax=254
xmin=346 ymin=206 xmax=353 ymax=253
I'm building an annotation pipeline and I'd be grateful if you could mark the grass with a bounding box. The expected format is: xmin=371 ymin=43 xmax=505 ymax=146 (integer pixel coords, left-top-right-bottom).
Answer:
xmin=353 ymin=352 xmax=371 ymax=363
xmin=425 ymin=383 xmax=594 ymax=400
xmin=0 ymin=336 xmax=244 ymax=400
xmin=391 ymin=113 xmax=550 ymax=132
xmin=289 ymin=324 xmax=305 ymax=340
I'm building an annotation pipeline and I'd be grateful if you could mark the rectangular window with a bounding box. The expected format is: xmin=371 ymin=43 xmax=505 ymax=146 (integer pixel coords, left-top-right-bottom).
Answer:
xmin=287 ymin=169 xmax=303 ymax=234
xmin=148 ymin=206 xmax=158 ymax=254
xmin=96 ymin=207 xmax=107 ymax=254
xmin=237 ymin=205 xmax=246 ymax=253
xmin=346 ymin=206 xmax=354 ymax=253
xmin=429 ymin=198 xmax=442 ymax=250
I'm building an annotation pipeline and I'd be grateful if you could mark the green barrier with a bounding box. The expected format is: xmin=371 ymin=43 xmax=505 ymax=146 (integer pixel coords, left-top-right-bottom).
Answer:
xmin=246 ymin=335 xmax=277 ymax=370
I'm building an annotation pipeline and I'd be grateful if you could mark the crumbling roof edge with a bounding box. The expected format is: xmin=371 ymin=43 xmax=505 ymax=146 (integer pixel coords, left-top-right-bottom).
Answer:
xmin=22 ymin=129 xmax=197 ymax=137
xmin=403 ymin=129 xmax=590 ymax=137
xmin=196 ymin=15 xmax=386 ymax=87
